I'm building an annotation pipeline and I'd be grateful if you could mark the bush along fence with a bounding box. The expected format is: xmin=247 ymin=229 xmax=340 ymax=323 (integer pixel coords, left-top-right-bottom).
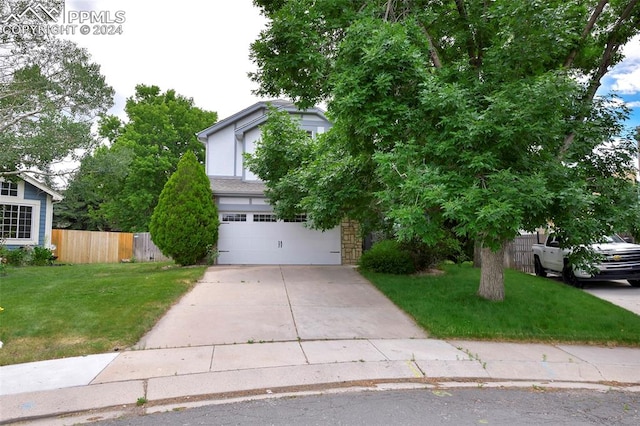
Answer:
xmin=50 ymin=230 xmax=170 ymax=264
xmin=0 ymin=243 xmax=56 ymax=269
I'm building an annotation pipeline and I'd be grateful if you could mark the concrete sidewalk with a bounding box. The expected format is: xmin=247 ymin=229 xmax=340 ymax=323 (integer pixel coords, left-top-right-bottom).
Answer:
xmin=1 ymin=266 xmax=640 ymax=424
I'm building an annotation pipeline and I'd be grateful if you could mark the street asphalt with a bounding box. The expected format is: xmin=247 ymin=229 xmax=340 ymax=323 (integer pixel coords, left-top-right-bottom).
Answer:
xmin=1 ymin=265 xmax=639 ymax=425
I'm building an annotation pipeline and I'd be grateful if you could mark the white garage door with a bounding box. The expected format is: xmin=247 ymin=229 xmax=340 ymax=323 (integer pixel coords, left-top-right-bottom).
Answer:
xmin=217 ymin=213 xmax=341 ymax=265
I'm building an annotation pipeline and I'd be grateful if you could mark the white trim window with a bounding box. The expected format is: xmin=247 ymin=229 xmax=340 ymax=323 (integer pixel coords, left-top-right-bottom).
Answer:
xmin=253 ymin=214 xmax=277 ymax=222
xmin=221 ymin=213 xmax=247 ymax=222
xmin=0 ymin=181 xmax=18 ymax=197
xmin=1 ymin=204 xmax=33 ymax=240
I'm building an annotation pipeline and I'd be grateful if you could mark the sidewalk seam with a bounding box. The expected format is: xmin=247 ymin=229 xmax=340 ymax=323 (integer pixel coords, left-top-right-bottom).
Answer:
xmin=209 ymin=345 xmax=216 ymax=371
xmin=280 ymin=265 xmax=301 ymax=339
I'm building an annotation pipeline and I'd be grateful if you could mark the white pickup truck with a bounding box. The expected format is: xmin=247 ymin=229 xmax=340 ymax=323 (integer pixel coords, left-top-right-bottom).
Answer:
xmin=532 ymin=234 xmax=640 ymax=287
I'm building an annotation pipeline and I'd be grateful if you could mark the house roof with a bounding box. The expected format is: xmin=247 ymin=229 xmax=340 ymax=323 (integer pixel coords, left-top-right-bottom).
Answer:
xmin=196 ymin=99 xmax=329 ymax=142
xmin=19 ymin=173 xmax=63 ymax=202
xmin=209 ymin=178 xmax=266 ymax=196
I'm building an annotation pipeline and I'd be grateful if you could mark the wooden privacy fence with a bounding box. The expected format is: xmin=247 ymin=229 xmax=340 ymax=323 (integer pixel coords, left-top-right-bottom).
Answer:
xmin=51 ymin=230 xmax=170 ymax=263
xmin=52 ymin=229 xmax=133 ymax=263
xmin=505 ymin=234 xmax=543 ymax=274
xmin=133 ymin=233 xmax=172 ymax=262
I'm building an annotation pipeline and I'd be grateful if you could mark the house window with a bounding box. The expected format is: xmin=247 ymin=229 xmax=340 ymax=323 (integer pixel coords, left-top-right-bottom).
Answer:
xmin=253 ymin=214 xmax=277 ymax=222
xmin=0 ymin=181 xmax=18 ymax=197
xmin=284 ymin=214 xmax=307 ymax=223
xmin=222 ymin=213 xmax=247 ymax=222
xmin=1 ymin=204 xmax=33 ymax=239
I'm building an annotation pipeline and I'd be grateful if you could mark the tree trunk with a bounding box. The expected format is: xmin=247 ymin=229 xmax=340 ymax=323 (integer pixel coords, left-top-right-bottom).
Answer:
xmin=478 ymin=243 xmax=506 ymax=301
xmin=473 ymin=239 xmax=482 ymax=268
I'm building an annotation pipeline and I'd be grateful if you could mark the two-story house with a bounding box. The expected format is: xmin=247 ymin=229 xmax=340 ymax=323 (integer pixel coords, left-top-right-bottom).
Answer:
xmin=196 ymin=100 xmax=361 ymax=265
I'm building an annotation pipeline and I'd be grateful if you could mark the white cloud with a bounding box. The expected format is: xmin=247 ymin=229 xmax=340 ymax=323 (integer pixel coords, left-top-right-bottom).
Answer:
xmin=610 ymin=35 xmax=640 ymax=95
xmin=611 ymin=64 xmax=640 ymax=94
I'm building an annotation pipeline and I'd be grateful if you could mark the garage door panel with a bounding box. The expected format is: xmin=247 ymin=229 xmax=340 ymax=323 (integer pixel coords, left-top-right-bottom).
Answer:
xmin=282 ymin=248 xmax=341 ymax=265
xmin=218 ymin=248 xmax=282 ymax=265
xmin=217 ymin=213 xmax=341 ymax=265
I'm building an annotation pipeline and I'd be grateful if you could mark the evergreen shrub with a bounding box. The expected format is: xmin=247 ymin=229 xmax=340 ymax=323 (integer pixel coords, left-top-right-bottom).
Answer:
xmin=149 ymin=151 xmax=220 ymax=266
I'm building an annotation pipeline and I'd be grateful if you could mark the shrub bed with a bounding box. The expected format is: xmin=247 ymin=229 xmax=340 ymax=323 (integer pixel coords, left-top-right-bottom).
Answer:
xmin=358 ymin=239 xmax=416 ymax=274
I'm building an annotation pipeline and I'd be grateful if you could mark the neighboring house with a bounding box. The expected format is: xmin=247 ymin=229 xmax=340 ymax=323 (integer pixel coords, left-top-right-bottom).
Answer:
xmin=196 ymin=100 xmax=361 ymax=265
xmin=0 ymin=174 xmax=62 ymax=249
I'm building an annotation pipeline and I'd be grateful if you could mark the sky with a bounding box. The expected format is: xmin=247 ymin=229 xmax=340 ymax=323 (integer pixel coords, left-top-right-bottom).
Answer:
xmin=64 ymin=0 xmax=269 ymax=121
xmin=61 ymin=0 xmax=639 ymax=132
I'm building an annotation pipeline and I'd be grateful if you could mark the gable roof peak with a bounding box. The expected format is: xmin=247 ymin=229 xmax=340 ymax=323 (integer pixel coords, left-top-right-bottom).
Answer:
xmin=196 ymin=99 xmax=327 ymax=141
xmin=1 ymin=173 xmax=64 ymax=201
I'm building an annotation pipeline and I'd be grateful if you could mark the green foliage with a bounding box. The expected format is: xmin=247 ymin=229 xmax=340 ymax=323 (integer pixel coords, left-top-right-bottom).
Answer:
xmin=149 ymin=151 xmax=219 ymax=265
xmin=54 ymin=146 xmax=132 ymax=230
xmin=204 ymin=244 xmax=218 ymax=266
xmin=244 ymin=106 xmax=314 ymax=220
xmin=405 ymin=234 xmax=468 ymax=271
xmin=359 ymin=240 xmax=415 ymax=275
xmin=0 ymin=246 xmax=55 ymax=267
xmin=1 ymin=5 xmax=114 ymax=174
xmin=245 ymin=106 xmax=314 ymax=185
xmin=245 ymin=103 xmax=382 ymax=233
xmin=250 ymin=0 xmax=640 ymax=298
xmin=55 ymin=85 xmax=217 ymax=231
xmin=30 ymin=247 xmax=55 ymax=266
xmin=250 ymin=0 xmax=357 ymax=108
xmin=4 ymin=248 xmax=28 ymax=266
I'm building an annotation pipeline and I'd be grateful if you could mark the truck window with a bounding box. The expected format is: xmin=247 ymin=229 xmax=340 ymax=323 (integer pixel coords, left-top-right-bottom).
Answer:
xmin=546 ymin=235 xmax=563 ymax=247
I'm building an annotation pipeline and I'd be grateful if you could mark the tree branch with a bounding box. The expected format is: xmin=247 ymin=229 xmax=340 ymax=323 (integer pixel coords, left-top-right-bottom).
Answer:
xmin=0 ymin=168 xmax=76 ymax=178
xmin=420 ymin=23 xmax=443 ymax=68
xmin=384 ymin=0 xmax=394 ymax=21
xmin=563 ymin=0 xmax=608 ymax=68
xmin=560 ymin=0 xmax=639 ymax=155
xmin=454 ymin=0 xmax=481 ymax=68
xmin=0 ymin=107 xmax=45 ymax=133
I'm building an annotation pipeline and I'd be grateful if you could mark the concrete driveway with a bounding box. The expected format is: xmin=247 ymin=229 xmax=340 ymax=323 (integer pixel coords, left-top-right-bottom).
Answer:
xmin=583 ymin=280 xmax=640 ymax=316
xmin=542 ymin=274 xmax=640 ymax=316
xmin=136 ymin=265 xmax=427 ymax=349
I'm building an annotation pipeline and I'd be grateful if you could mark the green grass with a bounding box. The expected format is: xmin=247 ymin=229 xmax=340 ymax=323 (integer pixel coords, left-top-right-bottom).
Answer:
xmin=0 ymin=263 xmax=206 ymax=366
xmin=361 ymin=262 xmax=640 ymax=346
xmin=2 ymin=261 xmax=638 ymax=366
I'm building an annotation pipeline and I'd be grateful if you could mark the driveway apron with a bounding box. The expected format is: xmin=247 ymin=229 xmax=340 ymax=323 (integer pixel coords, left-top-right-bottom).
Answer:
xmin=136 ymin=265 xmax=426 ymax=349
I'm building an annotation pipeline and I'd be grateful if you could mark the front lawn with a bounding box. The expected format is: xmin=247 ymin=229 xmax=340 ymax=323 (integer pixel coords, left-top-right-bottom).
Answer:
xmin=0 ymin=263 xmax=206 ymax=366
xmin=362 ymin=262 xmax=640 ymax=346
xmin=2 ymin=262 xmax=638 ymax=367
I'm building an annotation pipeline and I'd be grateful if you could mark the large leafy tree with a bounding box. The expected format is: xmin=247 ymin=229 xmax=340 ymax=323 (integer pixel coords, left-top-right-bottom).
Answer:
xmin=149 ymin=151 xmax=219 ymax=266
xmin=53 ymin=146 xmax=132 ymax=230
xmin=58 ymin=85 xmax=217 ymax=232
xmin=249 ymin=0 xmax=640 ymax=300
xmin=0 ymin=0 xmax=114 ymax=177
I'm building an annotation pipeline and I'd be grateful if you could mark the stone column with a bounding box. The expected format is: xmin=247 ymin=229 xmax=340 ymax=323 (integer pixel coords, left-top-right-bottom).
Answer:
xmin=341 ymin=219 xmax=362 ymax=265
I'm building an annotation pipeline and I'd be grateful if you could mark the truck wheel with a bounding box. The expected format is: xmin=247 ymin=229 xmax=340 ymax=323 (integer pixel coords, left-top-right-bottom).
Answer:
xmin=629 ymin=280 xmax=640 ymax=288
xmin=534 ymin=256 xmax=546 ymax=277
xmin=562 ymin=265 xmax=582 ymax=288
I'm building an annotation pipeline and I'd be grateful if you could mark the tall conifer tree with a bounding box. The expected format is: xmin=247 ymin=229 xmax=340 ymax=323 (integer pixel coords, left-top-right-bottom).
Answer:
xmin=150 ymin=152 xmax=219 ymax=265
